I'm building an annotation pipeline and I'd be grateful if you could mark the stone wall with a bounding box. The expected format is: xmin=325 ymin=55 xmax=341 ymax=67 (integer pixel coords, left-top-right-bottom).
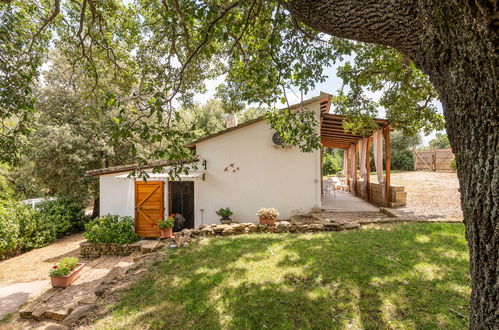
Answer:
xmin=79 ymin=241 xmax=144 ymax=258
xmin=172 ymin=220 xmax=361 ymax=247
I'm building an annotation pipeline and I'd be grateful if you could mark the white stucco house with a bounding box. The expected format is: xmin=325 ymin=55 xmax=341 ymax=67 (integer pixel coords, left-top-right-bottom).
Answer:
xmin=87 ymin=92 xmax=394 ymax=237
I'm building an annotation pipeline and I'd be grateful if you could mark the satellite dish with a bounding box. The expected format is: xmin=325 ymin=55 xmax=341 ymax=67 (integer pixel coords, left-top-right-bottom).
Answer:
xmin=272 ymin=132 xmax=284 ymax=145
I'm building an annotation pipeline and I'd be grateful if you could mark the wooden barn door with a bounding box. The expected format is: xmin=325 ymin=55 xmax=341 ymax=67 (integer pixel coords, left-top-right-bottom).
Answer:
xmin=135 ymin=181 xmax=164 ymax=237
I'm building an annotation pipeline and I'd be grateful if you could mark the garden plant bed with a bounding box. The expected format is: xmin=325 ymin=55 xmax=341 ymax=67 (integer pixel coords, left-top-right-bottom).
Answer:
xmin=50 ymin=263 xmax=84 ymax=288
xmin=88 ymin=223 xmax=470 ymax=329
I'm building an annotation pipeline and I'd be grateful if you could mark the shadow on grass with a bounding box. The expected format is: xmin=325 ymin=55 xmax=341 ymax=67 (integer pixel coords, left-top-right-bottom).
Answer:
xmin=95 ymin=223 xmax=469 ymax=330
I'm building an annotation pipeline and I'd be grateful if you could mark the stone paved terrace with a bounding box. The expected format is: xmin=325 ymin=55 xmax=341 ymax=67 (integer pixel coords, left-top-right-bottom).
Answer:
xmin=321 ymin=190 xmax=380 ymax=212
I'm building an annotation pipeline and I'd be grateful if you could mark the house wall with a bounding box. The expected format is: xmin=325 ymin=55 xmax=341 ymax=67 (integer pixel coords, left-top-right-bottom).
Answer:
xmin=194 ymin=103 xmax=322 ymax=227
xmin=99 ymin=174 xmax=172 ymax=219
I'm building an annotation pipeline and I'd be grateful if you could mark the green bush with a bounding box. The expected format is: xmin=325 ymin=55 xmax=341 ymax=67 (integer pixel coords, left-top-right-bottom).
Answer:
xmin=39 ymin=196 xmax=87 ymax=237
xmin=18 ymin=207 xmax=57 ymax=250
xmin=450 ymin=157 xmax=457 ymax=171
xmin=323 ymin=151 xmax=342 ymax=175
xmin=84 ymin=215 xmax=138 ymax=244
xmin=0 ymin=204 xmax=21 ymax=259
xmin=391 ymin=150 xmax=415 ymax=171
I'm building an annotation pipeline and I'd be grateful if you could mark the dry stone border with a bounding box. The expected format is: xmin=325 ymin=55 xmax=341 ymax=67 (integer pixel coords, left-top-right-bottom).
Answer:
xmin=172 ymin=213 xmax=368 ymax=247
xmin=79 ymin=239 xmax=166 ymax=258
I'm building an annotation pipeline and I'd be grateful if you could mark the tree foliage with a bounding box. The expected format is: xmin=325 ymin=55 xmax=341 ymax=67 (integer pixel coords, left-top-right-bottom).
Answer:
xmin=429 ymin=133 xmax=450 ymax=150
xmin=390 ymin=131 xmax=421 ymax=171
xmin=0 ymin=0 xmax=444 ymax=172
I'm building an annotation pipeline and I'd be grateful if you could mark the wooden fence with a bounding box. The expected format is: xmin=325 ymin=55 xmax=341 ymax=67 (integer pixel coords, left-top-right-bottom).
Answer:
xmin=413 ymin=147 xmax=455 ymax=172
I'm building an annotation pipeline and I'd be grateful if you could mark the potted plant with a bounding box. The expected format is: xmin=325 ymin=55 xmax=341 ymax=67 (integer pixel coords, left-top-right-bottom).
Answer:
xmin=216 ymin=207 xmax=234 ymax=224
xmin=157 ymin=214 xmax=175 ymax=238
xmin=257 ymin=208 xmax=279 ymax=225
xmin=50 ymin=257 xmax=84 ymax=288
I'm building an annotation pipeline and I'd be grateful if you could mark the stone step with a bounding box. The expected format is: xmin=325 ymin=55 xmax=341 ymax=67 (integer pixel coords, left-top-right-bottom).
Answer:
xmin=140 ymin=241 xmax=165 ymax=254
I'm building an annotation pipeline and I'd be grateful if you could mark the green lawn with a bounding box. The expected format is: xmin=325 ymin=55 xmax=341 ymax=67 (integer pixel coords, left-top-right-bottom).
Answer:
xmin=95 ymin=223 xmax=470 ymax=329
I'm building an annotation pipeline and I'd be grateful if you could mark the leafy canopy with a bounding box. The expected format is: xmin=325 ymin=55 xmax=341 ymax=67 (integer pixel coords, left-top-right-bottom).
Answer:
xmin=1 ymin=0 xmax=443 ymax=171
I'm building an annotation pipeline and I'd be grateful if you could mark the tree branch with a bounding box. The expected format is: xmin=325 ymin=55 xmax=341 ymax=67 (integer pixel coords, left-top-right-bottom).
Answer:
xmin=281 ymin=0 xmax=418 ymax=54
xmin=29 ymin=0 xmax=61 ymax=52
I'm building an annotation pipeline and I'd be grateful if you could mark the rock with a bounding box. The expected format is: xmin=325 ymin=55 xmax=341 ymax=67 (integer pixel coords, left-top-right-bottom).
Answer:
xmin=199 ymin=224 xmax=208 ymax=229
xmin=175 ymin=236 xmax=191 ymax=247
xmin=140 ymin=241 xmax=163 ymax=254
xmin=62 ymin=304 xmax=95 ymax=326
xmin=258 ymin=224 xmax=267 ymax=232
xmin=288 ymin=224 xmax=297 ymax=232
xmin=324 ymin=223 xmax=341 ymax=231
xmin=221 ymin=228 xmax=235 ymax=236
xmin=275 ymin=222 xmax=290 ymax=233
xmin=308 ymin=223 xmax=325 ymax=231
xmin=213 ymin=225 xmax=227 ymax=234
xmin=200 ymin=227 xmax=213 ymax=236
xmin=296 ymin=224 xmax=309 ymax=233
xmin=35 ymin=322 xmax=68 ymax=330
xmin=231 ymin=223 xmax=245 ymax=232
xmin=190 ymin=229 xmax=201 ymax=236
xmin=180 ymin=229 xmax=192 ymax=237
xmin=342 ymin=222 xmax=361 ymax=230
xmin=95 ymin=267 xmax=125 ymax=297
xmin=247 ymin=224 xmax=258 ymax=232
xmin=266 ymin=226 xmax=275 ymax=233
xmin=43 ymin=306 xmax=74 ymax=321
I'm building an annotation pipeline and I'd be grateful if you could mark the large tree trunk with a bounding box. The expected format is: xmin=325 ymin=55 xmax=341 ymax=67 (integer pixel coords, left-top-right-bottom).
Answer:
xmin=283 ymin=0 xmax=498 ymax=327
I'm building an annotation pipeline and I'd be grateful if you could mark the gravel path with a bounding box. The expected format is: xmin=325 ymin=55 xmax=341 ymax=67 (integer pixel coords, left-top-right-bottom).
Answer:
xmin=0 ymin=234 xmax=84 ymax=285
xmin=389 ymin=171 xmax=462 ymax=222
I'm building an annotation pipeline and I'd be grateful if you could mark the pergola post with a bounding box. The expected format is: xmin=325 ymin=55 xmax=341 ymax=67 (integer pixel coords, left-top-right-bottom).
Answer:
xmin=384 ymin=125 xmax=391 ymax=206
xmin=345 ymin=148 xmax=350 ymax=191
xmin=366 ymin=137 xmax=371 ymax=201
xmin=354 ymin=143 xmax=358 ymax=196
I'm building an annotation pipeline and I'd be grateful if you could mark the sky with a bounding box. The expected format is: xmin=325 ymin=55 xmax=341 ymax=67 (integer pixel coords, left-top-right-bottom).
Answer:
xmin=193 ymin=64 xmax=445 ymax=146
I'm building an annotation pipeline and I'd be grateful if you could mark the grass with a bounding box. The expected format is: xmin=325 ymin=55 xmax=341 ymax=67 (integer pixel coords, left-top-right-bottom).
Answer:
xmin=94 ymin=223 xmax=470 ymax=329
xmin=0 ymin=312 xmax=14 ymax=325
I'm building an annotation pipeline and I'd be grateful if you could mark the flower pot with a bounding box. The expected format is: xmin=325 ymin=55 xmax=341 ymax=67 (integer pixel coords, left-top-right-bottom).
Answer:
xmin=220 ymin=219 xmax=232 ymax=224
xmin=50 ymin=263 xmax=84 ymax=288
xmin=160 ymin=227 xmax=173 ymax=238
xmin=259 ymin=217 xmax=275 ymax=225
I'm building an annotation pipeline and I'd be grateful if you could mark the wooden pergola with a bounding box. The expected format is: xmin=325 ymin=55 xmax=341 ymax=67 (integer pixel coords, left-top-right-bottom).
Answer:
xmin=319 ymin=103 xmax=392 ymax=206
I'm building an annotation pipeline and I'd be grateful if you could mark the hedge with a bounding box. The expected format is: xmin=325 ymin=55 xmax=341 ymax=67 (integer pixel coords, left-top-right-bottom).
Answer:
xmin=0 ymin=196 xmax=88 ymax=260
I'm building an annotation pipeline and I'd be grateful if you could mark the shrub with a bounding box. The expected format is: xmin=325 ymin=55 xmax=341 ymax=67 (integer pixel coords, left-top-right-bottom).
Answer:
xmin=83 ymin=215 xmax=138 ymax=244
xmin=39 ymin=196 xmax=86 ymax=237
xmin=0 ymin=205 xmax=21 ymax=259
xmin=18 ymin=204 xmax=57 ymax=250
xmin=391 ymin=150 xmax=415 ymax=171
xmin=450 ymin=157 xmax=457 ymax=171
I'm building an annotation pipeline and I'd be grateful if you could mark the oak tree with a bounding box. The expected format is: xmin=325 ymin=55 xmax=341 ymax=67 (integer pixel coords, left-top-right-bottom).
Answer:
xmin=0 ymin=0 xmax=496 ymax=326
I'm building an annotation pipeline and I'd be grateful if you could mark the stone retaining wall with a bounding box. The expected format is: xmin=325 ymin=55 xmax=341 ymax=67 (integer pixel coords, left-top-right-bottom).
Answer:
xmin=79 ymin=241 xmax=143 ymax=258
xmin=172 ymin=220 xmax=360 ymax=247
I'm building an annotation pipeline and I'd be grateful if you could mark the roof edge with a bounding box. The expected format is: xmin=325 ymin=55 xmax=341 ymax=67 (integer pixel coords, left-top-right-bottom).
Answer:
xmin=86 ymin=157 xmax=199 ymax=177
xmin=185 ymin=93 xmax=333 ymax=148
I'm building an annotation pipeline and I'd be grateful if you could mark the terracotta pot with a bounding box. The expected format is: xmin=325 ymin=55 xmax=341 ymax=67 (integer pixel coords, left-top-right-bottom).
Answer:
xmin=50 ymin=263 xmax=84 ymax=288
xmin=259 ymin=217 xmax=275 ymax=225
xmin=160 ymin=227 xmax=173 ymax=238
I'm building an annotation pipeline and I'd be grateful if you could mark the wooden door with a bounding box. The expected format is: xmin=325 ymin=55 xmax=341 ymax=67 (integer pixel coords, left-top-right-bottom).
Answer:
xmin=135 ymin=181 xmax=164 ymax=237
